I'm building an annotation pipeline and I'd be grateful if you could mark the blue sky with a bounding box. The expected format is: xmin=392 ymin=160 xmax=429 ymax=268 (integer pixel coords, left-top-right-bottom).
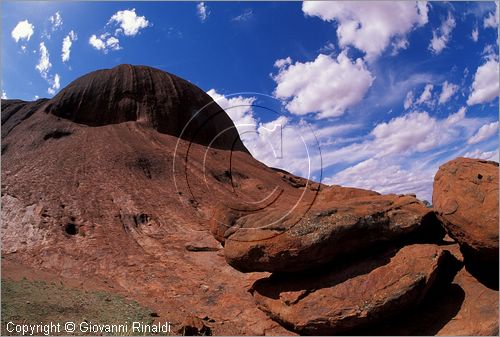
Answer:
xmin=2 ymin=1 xmax=499 ymax=201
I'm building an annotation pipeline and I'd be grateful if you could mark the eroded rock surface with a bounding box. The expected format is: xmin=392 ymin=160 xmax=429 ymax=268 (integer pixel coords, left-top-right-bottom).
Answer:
xmin=224 ymin=188 xmax=444 ymax=273
xmin=251 ymin=244 xmax=456 ymax=335
xmin=433 ymin=157 xmax=499 ymax=285
xmin=45 ymin=64 xmax=247 ymax=151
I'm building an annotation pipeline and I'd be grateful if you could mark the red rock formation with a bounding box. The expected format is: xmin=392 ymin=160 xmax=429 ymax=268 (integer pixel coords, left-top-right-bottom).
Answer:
xmin=45 ymin=64 xmax=248 ymax=152
xmin=251 ymin=244 xmax=457 ymax=335
xmin=1 ymin=65 xmax=303 ymax=335
xmin=1 ymin=66 xmax=497 ymax=335
xmin=224 ymin=190 xmax=444 ymax=273
xmin=433 ymin=157 xmax=499 ymax=286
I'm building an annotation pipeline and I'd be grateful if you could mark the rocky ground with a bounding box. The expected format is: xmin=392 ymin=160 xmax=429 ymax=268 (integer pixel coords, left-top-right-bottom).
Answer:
xmin=1 ymin=64 xmax=498 ymax=335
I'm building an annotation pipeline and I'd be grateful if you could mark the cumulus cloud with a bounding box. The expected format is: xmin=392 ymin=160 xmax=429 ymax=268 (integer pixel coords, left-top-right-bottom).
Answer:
xmin=207 ymin=90 xmax=353 ymax=179
xmin=414 ymin=84 xmax=434 ymax=106
xmin=36 ymin=42 xmax=52 ymax=78
xmin=62 ymin=30 xmax=77 ymax=62
xmin=326 ymin=157 xmax=436 ymax=201
xmin=471 ymin=27 xmax=479 ymax=42
xmin=429 ymin=12 xmax=456 ymax=54
xmin=2 ymin=90 xmax=7 ymax=99
xmin=273 ymin=51 xmax=374 ymax=118
xmin=468 ymin=121 xmax=499 ymax=144
xmin=109 ymin=8 xmax=150 ymax=36
xmin=370 ymin=111 xmax=444 ymax=155
xmin=322 ymin=107 xmax=483 ymax=200
xmin=302 ymin=1 xmax=428 ymax=60
xmin=207 ymin=89 xmax=257 ymax=137
xmin=197 ymin=2 xmax=210 ymax=22
xmin=89 ymin=8 xmax=149 ymax=53
xmin=106 ymin=36 xmax=120 ymax=50
xmin=11 ymin=20 xmax=34 ymax=43
xmin=467 ymin=56 xmax=499 ymax=105
xmin=438 ymin=81 xmax=458 ymax=104
xmin=89 ymin=34 xmax=121 ymax=53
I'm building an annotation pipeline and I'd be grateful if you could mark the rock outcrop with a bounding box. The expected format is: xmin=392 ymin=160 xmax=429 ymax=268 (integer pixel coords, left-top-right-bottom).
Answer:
xmin=45 ymin=64 xmax=248 ymax=152
xmin=433 ymin=157 xmax=499 ymax=285
xmin=1 ymin=65 xmax=302 ymax=335
xmin=224 ymin=189 xmax=444 ymax=273
xmin=251 ymin=244 xmax=457 ymax=335
xmin=2 ymin=65 xmax=498 ymax=336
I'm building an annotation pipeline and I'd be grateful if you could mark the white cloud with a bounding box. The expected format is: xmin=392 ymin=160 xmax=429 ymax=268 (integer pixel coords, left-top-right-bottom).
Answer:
xmin=89 ymin=34 xmax=121 ymax=53
xmin=438 ymin=81 xmax=458 ymax=104
xmin=404 ymin=90 xmax=414 ymax=110
xmin=463 ymin=149 xmax=499 ymax=161
xmin=471 ymin=27 xmax=479 ymax=42
xmin=34 ymin=42 xmax=61 ymax=95
xmin=62 ymin=30 xmax=77 ymax=62
xmin=109 ymin=9 xmax=150 ymax=36
xmin=468 ymin=121 xmax=499 ymax=144
xmin=2 ymin=90 xmax=7 ymax=99
xmin=36 ymin=42 xmax=52 ymax=79
xmin=467 ymin=56 xmax=499 ymax=105
xmin=327 ymin=157 xmax=435 ymax=201
xmin=415 ymin=84 xmax=433 ymax=105
xmin=89 ymin=34 xmax=106 ymax=50
xmin=89 ymin=9 xmax=148 ymax=53
xmin=11 ymin=20 xmax=34 ymax=43
xmin=207 ymin=89 xmax=257 ymax=137
xmin=106 ymin=36 xmax=121 ymax=50
xmin=232 ymin=9 xmax=253 ymax=22
xmin=273 ymin=51 xmax=374 ymax=118
xmin=49 ymin=11 xmax=63 ymax=31
xmin=445 ymin=106 xmax=466 ymax=125
xmin=207 ymin=90 xmax=354 ymax=179
xmin=484 ymin=2 xmax=499 ymax=28
xmin=197 ymin=2 xmax=210 ymax=22
xmin=47 ymin=73 xmax=61 ymax=96
xmin=371 ymin=111 xmax=443 ymax=155
xmin=323 ymin=107 xmax=483 ymax=200
xmin=302 ymin=1 xmax=428 ymax=61
xmin=274 ymin=57 xmax=292 ymax=69
xmin=429 ymin=12 xmax=456 ymax=54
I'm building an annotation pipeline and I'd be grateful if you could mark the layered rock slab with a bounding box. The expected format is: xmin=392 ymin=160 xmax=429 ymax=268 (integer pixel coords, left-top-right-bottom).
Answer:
xmin=224 ymin=188 xmax=444 ymax=272
xmin=352 ymin=267 xmax=498 ymax=335
xmin=433 ymin=157 xmax=499 ymax=283
xmin=251 ymin=244 xmax=456 ymax=335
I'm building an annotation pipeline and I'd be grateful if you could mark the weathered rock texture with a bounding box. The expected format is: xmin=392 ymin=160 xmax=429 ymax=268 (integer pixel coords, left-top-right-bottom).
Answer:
xmin=351 ymin=262 xmax=499 ymax=335
xmin=224 ymin=188 xmax=444 ymax=273
xmin=251 ymin=244 xmax=456 ymax=335
xmin=1 ymin=65 xmax=307 ymax=335
xmin=2 ymin=65 xmax=497 ymax=336
xmin=45 ymin=64 xmax=247 ymax=151
xmin=433 ymin=157 xmax=499 ymax=285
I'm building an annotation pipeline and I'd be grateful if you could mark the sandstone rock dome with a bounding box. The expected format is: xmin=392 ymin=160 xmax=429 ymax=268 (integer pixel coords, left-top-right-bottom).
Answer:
xmin=45 ymin=64 xmax=247 ymax=151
